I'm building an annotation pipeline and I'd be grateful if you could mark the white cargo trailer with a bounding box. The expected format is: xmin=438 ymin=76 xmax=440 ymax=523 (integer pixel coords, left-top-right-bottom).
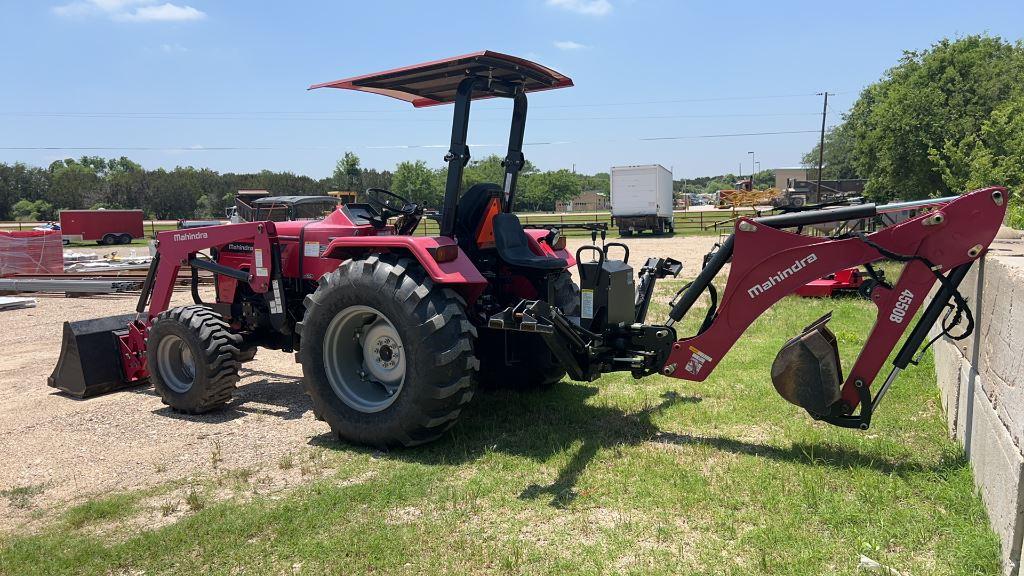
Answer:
xmin=610 ymin=165 xmax=674 ymax=235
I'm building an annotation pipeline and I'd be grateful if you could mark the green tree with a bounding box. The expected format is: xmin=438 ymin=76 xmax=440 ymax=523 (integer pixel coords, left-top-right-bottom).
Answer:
xmin=931 ymin=94 xmax=1024 ymax=227
xmin=10 ymin=199 xmax=55 ymax=221
xmin=813 ymin=35 xmax=1024 ymax=201
xmin=0 ymin=162 xmax=51 ymax=219
xmin=520 ymin=169 xmax=581 ymax=211
xmin=144 ymin=168 xmax=197 ymax=218
xmin=333 ymin=152 xmax=363 ymax=193
xmin=103 ymin=156 xmax=145 ymax=208
xmin=579 ymin=172 xmax=610 ymax=195
xmin=751 ymin=169 xmax=776 ymax=190
xmin=48 ymin=159 xmax=100 ymax=209
xmin=392 ymin=161 xmax=442 ymax=208
xmin=802 ymin=124 xmax=861 ymax=180
xmin=10 ymin=199 xmax=37 ymax=221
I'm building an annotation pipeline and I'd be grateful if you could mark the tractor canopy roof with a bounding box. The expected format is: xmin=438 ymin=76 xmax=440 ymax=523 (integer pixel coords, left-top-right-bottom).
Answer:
xmin=251 ymin=196 xmax=339 ymax=206
xmin=309 ymin=51 xmax=573 ymax=108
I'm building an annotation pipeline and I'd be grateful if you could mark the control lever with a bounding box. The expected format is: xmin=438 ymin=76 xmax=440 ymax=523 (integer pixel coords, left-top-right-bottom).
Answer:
xmin=635 ymin=256 xmax=683 ymax=323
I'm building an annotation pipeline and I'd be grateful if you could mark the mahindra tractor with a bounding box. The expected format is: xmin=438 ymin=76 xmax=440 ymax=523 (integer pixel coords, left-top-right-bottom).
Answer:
xmin=49 ymin=52 xmax=1008 ymax=448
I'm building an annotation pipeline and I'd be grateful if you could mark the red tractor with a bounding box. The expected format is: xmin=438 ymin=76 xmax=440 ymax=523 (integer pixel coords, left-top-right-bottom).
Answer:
xmin=49 ymin=52 xmax=1008 ymax=447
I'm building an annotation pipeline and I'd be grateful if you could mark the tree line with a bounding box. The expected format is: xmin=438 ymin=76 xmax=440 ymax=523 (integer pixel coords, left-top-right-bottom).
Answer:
xmin=0 ymin=151 xmax=602 ymax=221
xmin=802 ymin=34 xmax=1023 ymax=226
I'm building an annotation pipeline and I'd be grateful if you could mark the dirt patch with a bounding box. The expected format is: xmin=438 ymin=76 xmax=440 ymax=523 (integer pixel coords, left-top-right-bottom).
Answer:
xmin=0 ymin=234 xmax=721 ymax=531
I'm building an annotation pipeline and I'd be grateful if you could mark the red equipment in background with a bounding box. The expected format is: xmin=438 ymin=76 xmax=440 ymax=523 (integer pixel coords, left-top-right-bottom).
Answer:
xmin=795 ymin=267 xmax=865 ymax=298
xmin=59 ymin=210 xmax=144 ymax=245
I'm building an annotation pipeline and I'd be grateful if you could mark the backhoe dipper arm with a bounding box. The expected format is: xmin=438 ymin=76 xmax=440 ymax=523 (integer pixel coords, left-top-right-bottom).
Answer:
xmin=662 ymin=187 xmax=1007 ymax=417
xmin=138 ymin=222 xmax=277 ymax=321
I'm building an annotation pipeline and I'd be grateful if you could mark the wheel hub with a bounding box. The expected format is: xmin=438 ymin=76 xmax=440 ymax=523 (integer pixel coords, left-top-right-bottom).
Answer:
xmin=156 ymin=334 xmax=196 ymax=394
xmin=323 ymin=305 xmax=406 ymax=413
xmin=361 ymin=321 xmax=404 ymax=384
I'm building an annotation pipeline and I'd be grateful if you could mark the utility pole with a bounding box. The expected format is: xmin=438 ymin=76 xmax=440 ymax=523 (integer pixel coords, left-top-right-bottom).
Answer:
xmin=748 ymin=151 xmax=755 ymax=188
xmin=816 ymin=92 xmax=834 ymax=199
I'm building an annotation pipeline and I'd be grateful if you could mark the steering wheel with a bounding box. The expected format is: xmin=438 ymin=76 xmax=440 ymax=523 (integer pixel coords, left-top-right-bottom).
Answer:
xmin=365 ymin=188 xmax=423 ymax=234
xmin=366 ymin=188 xmax=417 ymax=218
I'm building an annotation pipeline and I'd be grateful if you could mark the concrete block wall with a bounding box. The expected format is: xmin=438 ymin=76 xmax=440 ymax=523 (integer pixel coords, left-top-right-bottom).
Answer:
xmin=932 ymin=236 xmax=1024 ymax=576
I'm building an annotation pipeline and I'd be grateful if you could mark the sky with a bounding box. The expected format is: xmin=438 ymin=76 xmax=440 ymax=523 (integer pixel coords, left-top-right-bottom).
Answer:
xmin=2 ymin=0 xmax=1022 ymax=180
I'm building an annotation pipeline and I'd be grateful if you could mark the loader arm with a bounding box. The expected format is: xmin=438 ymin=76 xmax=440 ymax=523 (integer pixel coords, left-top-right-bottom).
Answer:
xmin=123 ymin=222 xmax=279 ymax=384
xmin=139 ymin=222 xmax=277 ymax=320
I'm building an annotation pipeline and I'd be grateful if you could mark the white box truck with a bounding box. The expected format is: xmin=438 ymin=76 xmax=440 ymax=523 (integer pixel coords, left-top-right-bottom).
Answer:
xmin=610 ymin=164 xmax=674 ymax=235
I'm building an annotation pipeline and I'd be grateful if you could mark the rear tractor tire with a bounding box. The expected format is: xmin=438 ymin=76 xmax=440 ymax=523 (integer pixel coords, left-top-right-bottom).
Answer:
xmin=147 ymin=305 xmax=246 ymax=414
xmin=297 ymin=256 xmax=478 ymax=448
xmin=478 ymin=270 xmax=580 ymax=389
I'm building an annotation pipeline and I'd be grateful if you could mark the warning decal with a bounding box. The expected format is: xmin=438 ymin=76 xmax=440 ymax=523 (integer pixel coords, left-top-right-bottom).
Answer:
xmin=581 ymin=289 xmax=594 ymax=319
xmin=684 ymin=346 xmax=713 ymax=375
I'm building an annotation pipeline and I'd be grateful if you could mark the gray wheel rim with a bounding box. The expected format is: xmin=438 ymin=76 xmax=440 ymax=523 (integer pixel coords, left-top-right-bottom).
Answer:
xmin=156 ymin=334 xmax=196 ymax=393
xmin=323 ymin=305 xmax=406 ymax=413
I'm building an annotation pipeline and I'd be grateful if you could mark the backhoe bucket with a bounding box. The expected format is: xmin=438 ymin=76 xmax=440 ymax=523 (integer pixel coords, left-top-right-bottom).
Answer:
xmin=48 ymin=313 xmax=140 ymax=398
xmin=770 ymin=312 xmax=842 ymax=417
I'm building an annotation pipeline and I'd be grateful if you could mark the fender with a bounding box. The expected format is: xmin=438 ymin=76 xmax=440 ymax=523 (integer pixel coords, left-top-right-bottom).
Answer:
xmin=322 ymin=235 xmax=488 ymax=302
xmin=523 ymin=228 xmax=577 ymax=267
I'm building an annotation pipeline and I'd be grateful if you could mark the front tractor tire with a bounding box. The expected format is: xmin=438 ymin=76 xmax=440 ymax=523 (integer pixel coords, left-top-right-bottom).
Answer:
xmin=297 ymin=256 xmax=478 ymax=448
xmin=147 ymin=305 xmax=245 ymax=413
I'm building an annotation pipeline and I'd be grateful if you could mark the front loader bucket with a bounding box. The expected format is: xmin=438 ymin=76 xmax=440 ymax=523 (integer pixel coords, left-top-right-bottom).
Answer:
xmin=48 ymin=313 xmax=140 ymax=398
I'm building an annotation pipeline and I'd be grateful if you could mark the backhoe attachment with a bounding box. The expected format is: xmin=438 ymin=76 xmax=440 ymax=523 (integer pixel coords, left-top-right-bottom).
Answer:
xmin=493 ymin=186 xmax=1007 ymax=430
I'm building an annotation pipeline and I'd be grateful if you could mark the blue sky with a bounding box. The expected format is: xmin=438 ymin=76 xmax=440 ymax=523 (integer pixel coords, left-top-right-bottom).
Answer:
xmin=2 ymin=0 xmax=1021 ymax=179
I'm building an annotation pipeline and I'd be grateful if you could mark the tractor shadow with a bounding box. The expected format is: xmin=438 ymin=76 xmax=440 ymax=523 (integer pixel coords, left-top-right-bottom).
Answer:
xmin=316 ymin=381 xmax=968 ymax=508
xmin=139 ymin=367 xmax=309 ymax=422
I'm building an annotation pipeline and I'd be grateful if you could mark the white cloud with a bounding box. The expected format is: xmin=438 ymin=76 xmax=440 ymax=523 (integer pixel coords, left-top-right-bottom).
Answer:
xmin=546 ymin=0 xmax=612 ymax=16
xmin=51 ymin=0 xmax=206 ymax=22
xmin=160 ymin=42 xmax=188 ymax=53
xmin=115 ymin=3 xmax=205 ymax=21
xmin=554 ymin=40 xmax=588 ymax=50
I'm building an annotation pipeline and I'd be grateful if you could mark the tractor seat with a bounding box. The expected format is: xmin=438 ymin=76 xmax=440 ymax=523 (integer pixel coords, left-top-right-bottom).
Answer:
xmin=492 ymin=213 xmax=566 ymax=271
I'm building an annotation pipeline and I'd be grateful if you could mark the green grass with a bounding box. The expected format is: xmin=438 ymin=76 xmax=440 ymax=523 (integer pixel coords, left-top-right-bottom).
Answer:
xmin=64 ymin=494 xmax=139 ymax=529
xmin=0 ymin=286 xmax=1000 ymax=575
xmin=0 ymin=485 xmax=45 ymax=510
